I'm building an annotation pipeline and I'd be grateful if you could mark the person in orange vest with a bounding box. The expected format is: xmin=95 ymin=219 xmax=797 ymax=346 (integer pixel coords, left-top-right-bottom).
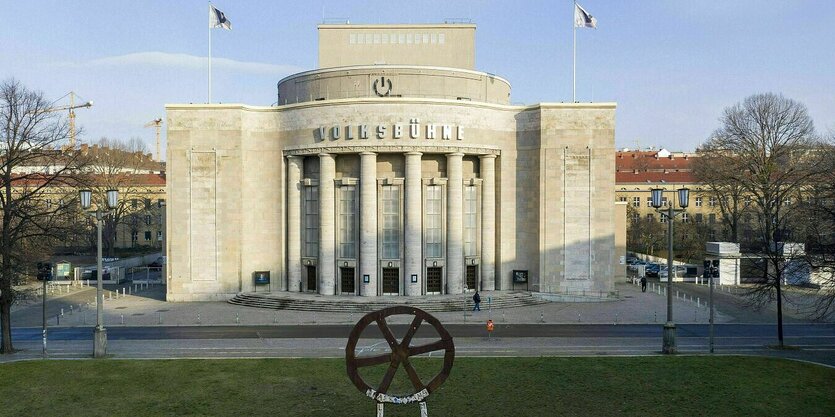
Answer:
xmin=472 ymin=291 xmax=481 ymax=311
xmin=486 ymin=319 xmax=494 ymax=332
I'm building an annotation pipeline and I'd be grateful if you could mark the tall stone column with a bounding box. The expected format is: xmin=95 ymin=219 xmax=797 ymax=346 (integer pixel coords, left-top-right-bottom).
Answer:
xmin=479 ymin=155 xmax=496 ymax=291
xmin=404 ymin=152 xmax=423 ymax=296
xmin=286 ymin=156 xmax=303 ymax=292
xmin=318 ymin=153 xmax=336 ymax=295
xmin=359 ymin=152 xmax=378 ymax=296
xmin=446 ymin=152 xmax=464 ymax=294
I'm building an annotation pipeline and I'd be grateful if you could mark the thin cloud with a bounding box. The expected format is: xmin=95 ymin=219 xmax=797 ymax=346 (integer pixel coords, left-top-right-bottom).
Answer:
xmin=61 ymin=52 xmax=303 ymax=76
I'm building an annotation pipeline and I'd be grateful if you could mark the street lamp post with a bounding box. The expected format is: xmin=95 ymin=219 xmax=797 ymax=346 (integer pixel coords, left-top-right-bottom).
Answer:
xmin=650 ymin=187 xmax=689 ymax=354
xmin=79 ymin=188 xmax=119 ymax=358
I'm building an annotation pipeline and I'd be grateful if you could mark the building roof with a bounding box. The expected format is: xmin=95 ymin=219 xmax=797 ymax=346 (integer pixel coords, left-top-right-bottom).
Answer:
xmin=615 ymin=150 xmax=699 ymax=185
xmin=10 ymin=173 xmax=166 ymax=188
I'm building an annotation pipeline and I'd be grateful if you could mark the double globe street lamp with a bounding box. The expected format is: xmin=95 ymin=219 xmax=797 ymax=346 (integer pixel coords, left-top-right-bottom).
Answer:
xmin=650 ymin=187 xmax=689 ymax=354
xmin=79 ymin=188 xmax=119 ymax=358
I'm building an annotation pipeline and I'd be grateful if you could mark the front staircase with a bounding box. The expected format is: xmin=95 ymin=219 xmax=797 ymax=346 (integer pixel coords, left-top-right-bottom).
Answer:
xmin=228 ymin=291 xmax=548 ymax=312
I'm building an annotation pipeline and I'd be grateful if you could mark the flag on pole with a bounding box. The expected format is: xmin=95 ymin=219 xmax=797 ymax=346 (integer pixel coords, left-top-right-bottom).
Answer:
xmin=574 ymin=3 xmax=597 ymax=29
xmin=210 ymin=5 xmax=232 ymax=30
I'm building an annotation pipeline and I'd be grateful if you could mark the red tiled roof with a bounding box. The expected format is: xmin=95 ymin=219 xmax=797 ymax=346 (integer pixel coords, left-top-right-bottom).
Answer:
xmin=616 ymin=171 xmax=697 ymax=184
xmin=615 ymin=151 xmax=697 ymax=171
xmin=10 ymin=173 xmax=166 ymax=187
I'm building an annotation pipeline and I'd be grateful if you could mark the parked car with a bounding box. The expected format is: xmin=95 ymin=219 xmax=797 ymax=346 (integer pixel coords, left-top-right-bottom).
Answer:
xmin=659 ymin=265 xmax=687 ymax=282
xmin=645 ymin=263 xmax=660 ymax=277
xmin=149 ymin=256 xmax=166 ymax=268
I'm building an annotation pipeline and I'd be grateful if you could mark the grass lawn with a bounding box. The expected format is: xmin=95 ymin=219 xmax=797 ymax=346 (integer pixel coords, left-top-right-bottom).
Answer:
xmin=1 ymin=356 xmax=833 ymax=416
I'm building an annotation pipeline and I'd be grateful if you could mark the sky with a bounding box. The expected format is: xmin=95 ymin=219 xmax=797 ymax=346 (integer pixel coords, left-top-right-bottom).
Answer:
xmin=2 ymin=0 xmax=834 ymax=157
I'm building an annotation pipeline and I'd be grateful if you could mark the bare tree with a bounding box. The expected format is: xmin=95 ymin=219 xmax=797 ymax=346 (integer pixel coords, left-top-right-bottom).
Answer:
xmin=800 ymin=139 xmax=835 ymax=320
xmin=0 ymin=79 xmax=84 ymax=353
xmin=626 ymin=205 xmax=666 ymax=256
xmin=83 ymin=137 xmax=157 ymax=257
xmin=701 ymin=93 xmax=822 ymax=347
xmin=692 ymin=155 xmax=748 ymax=244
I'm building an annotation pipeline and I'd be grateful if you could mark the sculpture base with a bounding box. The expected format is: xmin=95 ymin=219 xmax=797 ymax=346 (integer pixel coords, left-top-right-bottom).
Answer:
xmin=94 ymin=327 xmax=108 ymax=358
xmin=662 ymin=322 xmax=677 ymax=354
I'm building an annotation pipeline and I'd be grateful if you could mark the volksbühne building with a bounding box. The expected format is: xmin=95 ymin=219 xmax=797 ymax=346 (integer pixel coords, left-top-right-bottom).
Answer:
xmin=165 ymin=23 xmax=618 ymax=301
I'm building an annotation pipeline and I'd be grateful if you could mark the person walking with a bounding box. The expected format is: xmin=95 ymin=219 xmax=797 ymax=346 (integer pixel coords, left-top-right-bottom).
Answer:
xmin=640 ymin=276 xmax=647 ymax=293
xmin=472 ymin=291 xmax=481 ymax=311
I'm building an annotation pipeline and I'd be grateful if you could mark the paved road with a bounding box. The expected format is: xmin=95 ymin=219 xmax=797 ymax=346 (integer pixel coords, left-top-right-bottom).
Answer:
xmin=5 ymin=323 xmax=834 ymax=366
xmin=10 ymin=323 xmax=835 ymax=340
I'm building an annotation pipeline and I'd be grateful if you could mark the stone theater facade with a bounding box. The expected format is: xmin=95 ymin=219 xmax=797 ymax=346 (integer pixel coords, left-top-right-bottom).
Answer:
xmin=165 ymin=24 xmax=617 ymax=301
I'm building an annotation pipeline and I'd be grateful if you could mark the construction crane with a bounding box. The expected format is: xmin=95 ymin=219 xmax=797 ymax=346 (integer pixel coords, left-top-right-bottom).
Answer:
xmin=43 ymin=92 xmax=93 ymax=148
xmin=144 ymin=118 xmax=163 ymax=162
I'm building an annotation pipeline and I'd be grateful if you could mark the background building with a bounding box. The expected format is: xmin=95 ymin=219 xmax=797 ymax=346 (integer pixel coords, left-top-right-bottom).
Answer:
xmin=166 ymin=23 xmax=618 ymax=301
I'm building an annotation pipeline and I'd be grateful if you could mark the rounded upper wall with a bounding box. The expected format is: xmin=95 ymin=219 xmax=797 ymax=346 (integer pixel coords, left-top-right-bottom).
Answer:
xmin=277 ymin=65 xmax=511 ymax=106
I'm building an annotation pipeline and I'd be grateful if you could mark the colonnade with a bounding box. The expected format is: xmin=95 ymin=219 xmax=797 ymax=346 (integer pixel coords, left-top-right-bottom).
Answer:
xmin=286 ymin=151 xmax=496 ymax=296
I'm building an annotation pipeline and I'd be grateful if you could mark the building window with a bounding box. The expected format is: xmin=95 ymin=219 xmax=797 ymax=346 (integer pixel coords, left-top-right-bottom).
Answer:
xmin=131 ymin=231 xmax=138 ymax=244
xmin=618 ymin=196 xmax=627 ymax=202
xmin=708 ymin=197 xmax=717 ymax=207
xmin=144 ymin=231 xmax=152 ymax=241
xmin=425 ymin=185 xmax=443 ymax=258
xmin=646 ymin=197 xmax=652 ymax=207
xmin=783 ymin=197 xmax=792 ymax=206
xmin=304 ymin=186 xmax=319 ymax=257
xmin=381 ymin=186 xmax=400 ymax=259
xmin=646 ymin=213 xmax=654 ymax=222
xmin=744 ymin=196 xmax=751 ymax=207
xmin=145 ymin=215 xmax=152 ymax=225
xmin=157 ymin=231 xmax=163 ymax=241
xmin=660 ymin=213 xmax=667 ymax=223
xmin=681 ymin=213 xmax=689 ymax=223
xmin=632 ymin=197 xmax=640 ymax=207
xmin=695 ymin=213 xmax=703 ymax=224
xmin=695 ymin=197 xmax=702 ymax=207
xmin=708 ymin=213 xmax=716 ymax=224
xmin=661 ymin=196 xmax=668 ymax=207
xmin=464 ymin=186 xmax=478 ymax=256
xmin=338 ymin=186 xmax=357 ymax=258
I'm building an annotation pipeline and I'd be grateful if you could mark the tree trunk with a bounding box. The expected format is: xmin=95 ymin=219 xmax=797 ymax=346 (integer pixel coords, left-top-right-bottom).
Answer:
xmin=776 ymin=273 xmax=784 ymax=348
xmin=0 ymin=289 xmax=13 ymax=354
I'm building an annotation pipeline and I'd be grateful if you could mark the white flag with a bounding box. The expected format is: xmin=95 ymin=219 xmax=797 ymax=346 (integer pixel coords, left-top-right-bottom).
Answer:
xmin=210 ymin=5 xmax=232 ymax=30
xmin=574 ymin=3 xmax=597 ymax=29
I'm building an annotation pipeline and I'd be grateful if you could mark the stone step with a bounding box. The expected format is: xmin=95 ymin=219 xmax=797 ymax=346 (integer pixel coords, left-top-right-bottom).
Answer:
xmin=228 ymin=291 xmax=548 ymax=312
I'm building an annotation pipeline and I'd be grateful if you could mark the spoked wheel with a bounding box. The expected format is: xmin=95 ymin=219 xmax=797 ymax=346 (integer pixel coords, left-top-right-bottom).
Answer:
xmin=345 ymin=306 xmax=455 ymax=403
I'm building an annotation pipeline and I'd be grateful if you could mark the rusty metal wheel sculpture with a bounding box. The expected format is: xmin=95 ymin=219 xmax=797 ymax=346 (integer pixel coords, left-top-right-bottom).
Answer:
xmin=346 ymin=306 xmax=455 ymax=404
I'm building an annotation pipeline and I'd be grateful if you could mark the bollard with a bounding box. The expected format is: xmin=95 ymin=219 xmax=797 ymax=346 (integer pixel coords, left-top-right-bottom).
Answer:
xmin=350 ymin=312 xmax=354 ymax=324
xmin=502 ymin=311 xmax=506 ymax=322
xmin=108 ymin=292 xmax=112 ymax=301
xmin=83 ymin=312 xmax=87 ymax=325
xmin=614 ymin=313 xmax=619 ymax=325
xmin=236 ymin=312 xmax=240 ymax=324
xmin=69 ymin=305 xmax=74 ymax=315
xmin=197 ymin=312 xmax=201 ymax=324
xmin=654 ymin=311 xmax=657 ymax=323
xmin=86 ymin=279 xmax=89 ymax=287
xmin=578 ymin=313 xmax=581 ymax=322
xmin=697 ymin=297 xmax=700 ymax=307
xmin=61 ymin=308 xmax=64 ymax=317
xmin=540 ymin=312 xmax=545 ymax=323
xmin=56 ymin=314 xmax=60 ymax=326
xmin=120 ymin=314 xmax=124 ymax=325
xmin=676 ymin=290 xmax=679 ymax=299
xmin=158 ymin=312 xmax=162 ymax=324
xmin=273 ymin=311 xmax=278 ymax=324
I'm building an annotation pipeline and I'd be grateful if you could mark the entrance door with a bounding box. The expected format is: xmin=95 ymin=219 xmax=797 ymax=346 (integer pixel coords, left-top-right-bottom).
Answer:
xmin=382 ymin=268 xmax=399 ymax=295
xmin=306 ymin=265 xmax=317 ymax=292
xmin=426 ymin=267 xmax=442 ymax=294
xmin=466 ymin=265 xmax=478 ymax=291
xmin=340 ymin=267 xmax=356 ymax=294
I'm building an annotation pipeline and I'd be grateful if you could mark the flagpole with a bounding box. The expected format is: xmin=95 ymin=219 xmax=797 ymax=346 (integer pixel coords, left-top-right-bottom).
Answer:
xmin=573 ymin=1 xmax=577 ymax=103
xmin=208 ymin=2 xmax=212 ymax=104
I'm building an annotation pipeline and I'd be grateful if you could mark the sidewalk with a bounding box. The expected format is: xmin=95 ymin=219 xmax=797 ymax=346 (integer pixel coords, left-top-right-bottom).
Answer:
xmin=10 ymin=280 xmax=806 ymax=328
